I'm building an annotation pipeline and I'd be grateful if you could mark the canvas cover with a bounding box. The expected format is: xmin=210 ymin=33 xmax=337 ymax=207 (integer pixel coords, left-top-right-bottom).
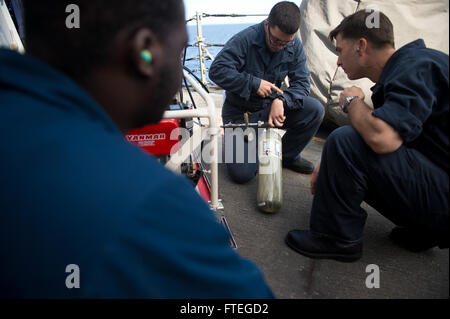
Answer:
xmin=0 ymin=0 xmax=24 ymax=52
xmin=298 ymin=0 xmax=449 ymax=126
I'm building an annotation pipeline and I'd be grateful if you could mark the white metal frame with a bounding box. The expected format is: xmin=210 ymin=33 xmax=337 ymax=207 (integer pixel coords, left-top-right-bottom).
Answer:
xmin=162 ymin=70 xmax=220 ymax=211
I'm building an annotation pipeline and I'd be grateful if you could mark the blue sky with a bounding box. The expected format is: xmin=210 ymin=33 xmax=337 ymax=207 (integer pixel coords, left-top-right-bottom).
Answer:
xmin=184 ymin=0 xmax=303 ymax=24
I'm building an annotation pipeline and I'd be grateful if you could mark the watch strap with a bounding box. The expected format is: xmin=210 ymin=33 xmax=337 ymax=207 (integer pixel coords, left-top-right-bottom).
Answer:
xmin=342 ymin=96 xmax=360 ymax=113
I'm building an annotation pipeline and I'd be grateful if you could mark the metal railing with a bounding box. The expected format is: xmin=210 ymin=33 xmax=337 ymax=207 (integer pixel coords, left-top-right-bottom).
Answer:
xmin=185 ymin=12 xmax=267 ymax=87
xmin=164 ymin=69 xmax=220 ymax=210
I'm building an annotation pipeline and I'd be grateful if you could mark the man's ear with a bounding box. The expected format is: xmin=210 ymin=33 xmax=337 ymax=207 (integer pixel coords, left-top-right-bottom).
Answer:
xmin=357 ymin=38 xmax=368 ymax=55
xmin=130 ymin=28 xmax=163 ymax=79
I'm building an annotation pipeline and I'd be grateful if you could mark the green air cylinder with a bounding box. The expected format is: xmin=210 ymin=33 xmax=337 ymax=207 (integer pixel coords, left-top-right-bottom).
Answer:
xmin=257 ymin=128 xmax=282 ymax=213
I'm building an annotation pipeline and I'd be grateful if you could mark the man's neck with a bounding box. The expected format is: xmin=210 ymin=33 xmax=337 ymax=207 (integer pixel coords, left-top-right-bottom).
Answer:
xmin=367 ymin=47 xmax=396 ymax=83
xmin=79 ymin=68 xmax=138 ymax=133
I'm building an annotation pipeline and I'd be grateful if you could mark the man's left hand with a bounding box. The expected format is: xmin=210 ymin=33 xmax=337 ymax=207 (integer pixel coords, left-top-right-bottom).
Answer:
xmin=268 ymin=98 xmax=286 ymax=128
xmin=339 ymin=86 xmax=365 ymax=107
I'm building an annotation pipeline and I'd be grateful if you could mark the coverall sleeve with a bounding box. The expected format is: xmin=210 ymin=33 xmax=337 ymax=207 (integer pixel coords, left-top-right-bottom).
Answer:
xmin=372 ymin=60 xmax=435 ymax=143
xmin=209 ymin=35 xmax=261 ymax=101
xmin=282 ymin=41 xmax=311 ymax=110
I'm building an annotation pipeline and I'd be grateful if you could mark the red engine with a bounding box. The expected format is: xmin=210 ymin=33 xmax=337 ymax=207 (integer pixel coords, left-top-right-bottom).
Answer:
xmin=125 ymin=119 xmax=181 ymax=156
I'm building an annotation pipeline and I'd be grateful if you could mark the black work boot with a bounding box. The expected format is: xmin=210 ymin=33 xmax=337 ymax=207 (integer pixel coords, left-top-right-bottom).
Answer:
xmin=285 ymin=230 xmax=362 ymax=262
xmin=282 ymin=157 xmax=314 ymax=174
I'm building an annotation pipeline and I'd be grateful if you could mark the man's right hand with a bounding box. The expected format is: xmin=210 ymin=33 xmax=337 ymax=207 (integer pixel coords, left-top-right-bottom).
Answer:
xmin=257 ymin=80 xmax=283 ymax=98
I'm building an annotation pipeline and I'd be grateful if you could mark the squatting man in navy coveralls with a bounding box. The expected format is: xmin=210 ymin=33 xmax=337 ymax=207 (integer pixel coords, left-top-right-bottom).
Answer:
xmin=286 ymin=10 xmax=449 ymax=262
xmin=209 ymin=1 xmax=324 ymax=184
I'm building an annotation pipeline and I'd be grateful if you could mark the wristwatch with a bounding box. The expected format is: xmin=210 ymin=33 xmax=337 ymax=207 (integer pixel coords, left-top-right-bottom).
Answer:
xmin=341 ymin=96 xmax=360 ymax=113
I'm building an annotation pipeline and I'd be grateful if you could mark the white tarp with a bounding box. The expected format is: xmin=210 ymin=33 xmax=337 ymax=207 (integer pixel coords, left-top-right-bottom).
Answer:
xmin=0 ymin=0 xmax=24 ymax=52
xmin=298 ymin=0 xmax=449 ymax=126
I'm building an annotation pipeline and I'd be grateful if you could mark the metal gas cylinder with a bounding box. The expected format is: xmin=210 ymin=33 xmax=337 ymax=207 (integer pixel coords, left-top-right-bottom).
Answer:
xmin=257 ymin=128 xmax=282 ymax=213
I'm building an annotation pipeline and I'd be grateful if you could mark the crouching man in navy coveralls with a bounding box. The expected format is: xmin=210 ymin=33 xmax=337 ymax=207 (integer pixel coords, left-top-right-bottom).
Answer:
xmin=209 ymin=1 xmax=324 ymax=183
xmin=286 ymin=10 xmax=449 ymax=262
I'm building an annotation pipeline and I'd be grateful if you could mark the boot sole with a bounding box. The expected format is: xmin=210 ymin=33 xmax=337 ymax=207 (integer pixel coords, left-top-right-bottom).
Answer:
xmin=282 ymin=165 xmax=314 ymax=175
xmin=285 ymin=237 xmax=362 ymax=263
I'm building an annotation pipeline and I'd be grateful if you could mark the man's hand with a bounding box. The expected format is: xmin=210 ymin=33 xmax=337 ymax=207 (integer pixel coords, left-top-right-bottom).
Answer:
xmin=310 ymin=166 xmax=320 ymax=195
xmin=257 ymin=80 xmax=283 ymax=98
xmin=268 ymin=98 xmax=286 ymax=127
xmin=339 ymin=86 xmax=365 ymax=108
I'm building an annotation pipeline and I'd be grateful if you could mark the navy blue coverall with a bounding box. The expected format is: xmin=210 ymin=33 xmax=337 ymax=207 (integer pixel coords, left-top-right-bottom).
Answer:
xmin=310 ymin=40 xmax=449 ymax=246
xmin=209 ymin=21 xmax=324 ymax=183
xmin=0 ymin=48 xmax=274 ymax=298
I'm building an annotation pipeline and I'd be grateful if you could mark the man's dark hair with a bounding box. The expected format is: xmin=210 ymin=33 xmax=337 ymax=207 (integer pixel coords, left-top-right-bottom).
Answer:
xmin=329 ymin=10 xmax=395 ymax=49
xmin=268 ymin=1 xmax=301 ymax=34
xmin=22 ymin=0 xmax=184 ymax=78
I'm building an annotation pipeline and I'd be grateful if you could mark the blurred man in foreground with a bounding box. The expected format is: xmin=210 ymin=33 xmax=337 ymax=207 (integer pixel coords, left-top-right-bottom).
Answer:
xmin=0 ymin=0 xmax=274 ymax=298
